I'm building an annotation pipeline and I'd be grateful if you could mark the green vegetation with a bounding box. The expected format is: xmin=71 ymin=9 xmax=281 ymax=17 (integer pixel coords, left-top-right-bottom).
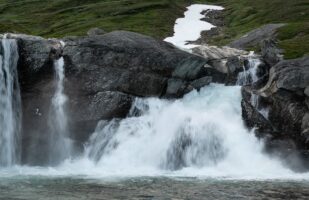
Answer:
xmin=0 ymin=0 xmax=308 ymax=58
xmin=205 ymin=0 xmax=309 ymax=59
xmin=0 ymin=0 xmax=192 ymax=38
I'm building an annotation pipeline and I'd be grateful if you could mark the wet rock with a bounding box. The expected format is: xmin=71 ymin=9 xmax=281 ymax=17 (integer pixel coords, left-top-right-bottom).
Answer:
xmin=304 ymin=86 xmax=309 ymax=97
xmin=69 ymin=91 xmax=133 ymax=144
xmin=305 ymin=98 xmax=309 ymax=109
xmin=226 ymin=56 xmax=246 ymax=84
xmin=260 ymin=56 xmax=309 ymax=96
xmin=189 ymin=76 xmax=213 ymax=91
xmin=171 ymin=59 xmax=210 ymax=81
xmin=241 ymin=86 xmax=253 ymax=102
xmin=165 ymin=78 xmax=188 ymax=98
xmin=226 ymin=56 xmax=243 ymax=74
xmin=241 ymin=99 xmax=274 ymax=138
xmin=241 ymin=61 xmax=309 ymax=171
xmin=302 ymin=113 xmax=309 ymax=143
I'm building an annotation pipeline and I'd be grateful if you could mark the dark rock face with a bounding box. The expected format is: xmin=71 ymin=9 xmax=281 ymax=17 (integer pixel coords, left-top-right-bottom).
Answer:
xmin=7 ymin=30 xmax=231 ymax=165
xmin=241 ymin=56 xmax=309 ymax=171
xmin=229 ymin=24 xmax=285 ymax=50
xmin=260 ymin=57 xmax=309 ymax=95
xmin=241 ymin=99 xmax=274 ymax=138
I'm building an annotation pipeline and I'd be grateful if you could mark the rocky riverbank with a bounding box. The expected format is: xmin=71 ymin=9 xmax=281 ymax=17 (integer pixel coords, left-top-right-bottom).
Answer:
xmin=193 ymin=8 xmax=309 ymax=170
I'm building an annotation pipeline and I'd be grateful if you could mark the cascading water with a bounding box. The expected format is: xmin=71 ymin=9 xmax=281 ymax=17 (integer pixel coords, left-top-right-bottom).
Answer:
xmin=48 ymin=52 xmax=72 ymax=165
xmin=237 ymin=54 xmax=269 ymax=118
xmin=236 ymin=55 xmax=261 ymax=86
xmin=0 ymin=36 xmax=21 ymax=166
xmin=76 ymin=84 xmax=293 ymax=178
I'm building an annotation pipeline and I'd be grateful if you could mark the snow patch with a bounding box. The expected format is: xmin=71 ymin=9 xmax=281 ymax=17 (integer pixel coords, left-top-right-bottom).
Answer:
xmin=164 ymin=4 xmax=223 ymax=49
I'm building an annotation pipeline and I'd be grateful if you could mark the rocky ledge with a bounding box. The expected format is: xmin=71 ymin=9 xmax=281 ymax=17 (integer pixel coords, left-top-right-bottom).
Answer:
xmin=2 ymin=26 xmax=308 ymax=169
xmin=2 ymin=30 xmax=247 ymax=165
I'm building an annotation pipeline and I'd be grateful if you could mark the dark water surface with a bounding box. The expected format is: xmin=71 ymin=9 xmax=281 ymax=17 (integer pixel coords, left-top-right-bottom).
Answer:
xmin=1 ymin=177 xmax=309 ymax=200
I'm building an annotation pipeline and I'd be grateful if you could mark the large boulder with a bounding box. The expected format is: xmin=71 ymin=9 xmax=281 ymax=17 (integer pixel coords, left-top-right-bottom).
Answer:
xmin=260 ymin=56 xmax=309 ymax=96
xmin=6 ymin=30 xmax=229 ymax=165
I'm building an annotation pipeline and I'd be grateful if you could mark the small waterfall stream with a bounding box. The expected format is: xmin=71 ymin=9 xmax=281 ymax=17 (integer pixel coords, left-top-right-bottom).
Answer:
xmin=236 ymin=54 xmax=269 ymax=118
xmin=236 ymin=56 xmax=261 ymax=86
xmin=0 ymin=36 xmax=21 ymax=166
xmin=48 ymin=54 xmax=72 ymax=165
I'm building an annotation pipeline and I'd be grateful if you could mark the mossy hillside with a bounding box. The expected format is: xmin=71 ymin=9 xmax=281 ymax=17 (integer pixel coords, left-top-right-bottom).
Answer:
xmin=0 ymin=0 xmax=192 ymax=38
xmin=0 ymin=0 xmax=308 ymax=58
xmin=205 ymin=0 xmax=309 ymax=59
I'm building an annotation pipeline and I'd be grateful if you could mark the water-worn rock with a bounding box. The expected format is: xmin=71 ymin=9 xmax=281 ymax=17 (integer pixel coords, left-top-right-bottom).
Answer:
xmin=189 ymin=76 xmax=213 ymax=91
xmin=243 ymin=86 xmax=308 ymax=149
xmin=6 ymin=30 xmax=231 ymax=165
xmin=164 ymin=78 xmax=188 ymax=98
xmin=241 ymin=99 xmax=274 ymax=137
xmin=305 ymin=87 xmax=309 ymax=97
xmin=260 ymin=56 xmax=309 ymax=96
xmin=192 ymin=45 xmax=248 ymax=84
xmin=240 ymin=55 xmax=309 ymax=171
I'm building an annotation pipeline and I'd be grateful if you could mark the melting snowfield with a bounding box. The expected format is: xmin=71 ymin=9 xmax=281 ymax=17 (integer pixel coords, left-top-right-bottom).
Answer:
xmin=164 ymin=4 xmax=223 ymax=49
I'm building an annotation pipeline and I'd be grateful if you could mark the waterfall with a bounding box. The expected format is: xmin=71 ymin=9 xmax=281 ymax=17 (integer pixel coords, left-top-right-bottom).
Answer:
xmin=236 ymin=54 xmax=269 ymax=119
xmin=48 ymin=54 xmax=72 ymax=165
xmin=80 ymin=84 xmax=291 ymax=178
xmin=0 ymin=36 xmax=21 ymax=166
xmin=236 ymin=56 xmax=261 ymax=86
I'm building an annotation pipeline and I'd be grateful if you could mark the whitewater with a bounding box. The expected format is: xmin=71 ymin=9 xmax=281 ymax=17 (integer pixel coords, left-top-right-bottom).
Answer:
xmin=0 ymin=84 xmax=305 ymax=180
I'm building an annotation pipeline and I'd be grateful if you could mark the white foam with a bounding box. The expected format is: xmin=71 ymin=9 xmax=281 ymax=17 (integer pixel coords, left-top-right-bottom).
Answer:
xmin=2 ymin=85 xmax=308 ymax=180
